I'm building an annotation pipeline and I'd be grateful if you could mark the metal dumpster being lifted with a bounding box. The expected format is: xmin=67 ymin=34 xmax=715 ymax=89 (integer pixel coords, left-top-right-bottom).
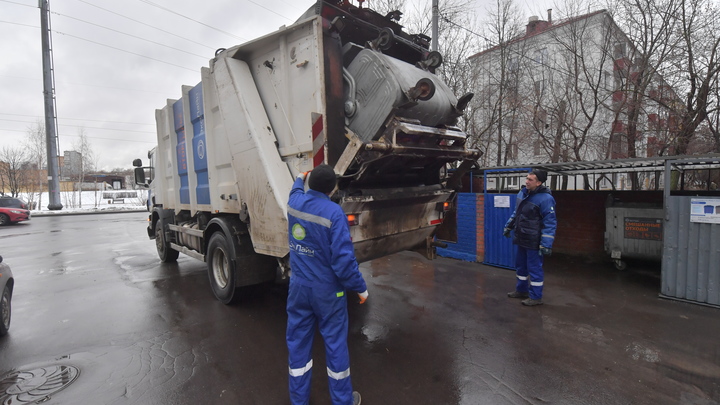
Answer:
xmin=605 ymin=197 xmax=664 ymax=270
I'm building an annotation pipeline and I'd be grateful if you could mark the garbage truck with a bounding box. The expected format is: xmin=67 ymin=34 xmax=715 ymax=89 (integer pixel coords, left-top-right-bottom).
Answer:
xmin=133 ymin=0 xmax=480 ymax=304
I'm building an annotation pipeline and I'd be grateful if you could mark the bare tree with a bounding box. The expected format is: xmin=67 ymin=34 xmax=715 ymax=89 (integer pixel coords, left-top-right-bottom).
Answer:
xmin=72 ymin=128 xmax=96 ymax=208
xmin=24 ymin=120 xmax=47 ymax=209
xmin=364 ymin=0 xmax=405 ymax=15
xmin=0 ymin=146 xmax=28 ymax=198
xmin=608 ymin=0 xmax=681 ymax=159
xmin=708 ymin=73 xmax=720 ymax=152
xmin=538 ymin=6 xmax=616 ymax=164
xmin=670 ymin=0 xmax=720 ymax=155
xmin=467 ymin=0 xmax=526 ymax=166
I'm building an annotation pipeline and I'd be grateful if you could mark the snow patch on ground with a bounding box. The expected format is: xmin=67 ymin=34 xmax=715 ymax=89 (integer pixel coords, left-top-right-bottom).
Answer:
xmin=17 ymin=190 xmax=149 ymax=215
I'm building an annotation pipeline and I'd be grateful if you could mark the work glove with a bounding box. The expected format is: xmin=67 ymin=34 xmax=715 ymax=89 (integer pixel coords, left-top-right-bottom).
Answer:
xmin=297 ymin=171 xmax=309 ymax=181
xmin=539 ymin=246 xmax=552 ymax=256
xmin=358 ymin=290 xmax=368 ymax=304
xmin=503 ymin=227 xmax=512 ymax=238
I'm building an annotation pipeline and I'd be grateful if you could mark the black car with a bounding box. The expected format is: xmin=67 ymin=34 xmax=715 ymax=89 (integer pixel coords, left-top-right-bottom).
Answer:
xmin=0 ymin=255 xmax=13 ymax=336
xmin=0 ymin=197 xmax=28 ymax=210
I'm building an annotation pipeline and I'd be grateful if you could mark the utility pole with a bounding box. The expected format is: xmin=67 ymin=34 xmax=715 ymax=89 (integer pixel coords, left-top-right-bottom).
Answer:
xmin=432 ymin=0 xmax=439 ymax=51
xmin=39 ymin=0 xmax=63 ymax=210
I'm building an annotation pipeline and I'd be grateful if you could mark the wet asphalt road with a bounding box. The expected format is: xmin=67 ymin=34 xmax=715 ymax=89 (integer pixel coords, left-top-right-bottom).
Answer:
xmin=1 ymin=212 xmax=719 ymax=404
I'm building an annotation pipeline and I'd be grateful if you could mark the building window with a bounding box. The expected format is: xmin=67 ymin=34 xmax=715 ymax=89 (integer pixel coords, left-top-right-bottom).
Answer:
xmin=534 ymin=80 xmax=545 ymax=98
xmin=610 ymin=133 xmax=628 ymax=158
xmin=534 ymin=48 xmax=548 ymax=65
xmin=534 ymin=136 xmax=542 ymax=156
xmin=604 ymin=71 xmax=612 ymax=90
xmin=613 ymin=43 xmax=626 ymax=59
xmin=507 ymin=142 xmax=519 ymax=160
xmin=507 ymin=56 xmax=519 ymax=73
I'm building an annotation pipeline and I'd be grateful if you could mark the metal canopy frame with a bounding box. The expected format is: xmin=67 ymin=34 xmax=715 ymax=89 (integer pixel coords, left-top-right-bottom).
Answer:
xmin=478 ymin=154 xmax=720 ymax=176
xmin=476 ymin=154 xmax=720 ymax=192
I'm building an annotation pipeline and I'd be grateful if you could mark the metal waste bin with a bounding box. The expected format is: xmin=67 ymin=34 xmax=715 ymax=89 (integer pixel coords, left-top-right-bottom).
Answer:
xmin=605 ymin=200 xmax=664 ymax=270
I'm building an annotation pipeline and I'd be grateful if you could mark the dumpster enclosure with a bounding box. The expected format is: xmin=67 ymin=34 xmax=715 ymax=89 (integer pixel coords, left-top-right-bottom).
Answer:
xmin=471 ymin=155 xmax=720 ymax=308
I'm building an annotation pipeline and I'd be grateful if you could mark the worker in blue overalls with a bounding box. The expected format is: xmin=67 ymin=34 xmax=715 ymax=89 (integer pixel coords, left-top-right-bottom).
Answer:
xmin=503 ymin=168 xmax=557 ymax=306
xmin=286 ymin=164 xmax=368 ymax=405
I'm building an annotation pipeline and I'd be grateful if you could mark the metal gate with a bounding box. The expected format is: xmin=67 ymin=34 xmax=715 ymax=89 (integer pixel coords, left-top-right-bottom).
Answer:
xmin=483 ymin=169 xmax=529 ymax=269
xmin=661 ymin=158 xmax=720 ymax=307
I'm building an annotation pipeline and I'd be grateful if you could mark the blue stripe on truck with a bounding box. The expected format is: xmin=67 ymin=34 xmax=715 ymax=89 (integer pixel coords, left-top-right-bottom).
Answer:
xmin=189 ymin=83 xmax=210 ymax=205
xmin=173 ymin=100 xmax=190 ymax=205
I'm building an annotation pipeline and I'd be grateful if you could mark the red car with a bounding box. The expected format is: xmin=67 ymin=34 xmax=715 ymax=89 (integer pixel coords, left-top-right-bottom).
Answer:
xmin=0 ymin=207 xmax=30 ymax=226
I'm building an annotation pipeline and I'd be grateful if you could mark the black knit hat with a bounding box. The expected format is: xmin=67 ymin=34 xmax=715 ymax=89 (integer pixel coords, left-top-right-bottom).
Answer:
xmin=531 ymin=168 xmax=548 ymax=183
xmin=308 ymin=164 xmax=337 ymax=194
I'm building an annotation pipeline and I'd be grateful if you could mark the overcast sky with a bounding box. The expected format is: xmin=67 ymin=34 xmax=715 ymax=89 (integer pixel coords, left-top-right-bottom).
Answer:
xmin=0 ymin=0 xmax=554 ymax=172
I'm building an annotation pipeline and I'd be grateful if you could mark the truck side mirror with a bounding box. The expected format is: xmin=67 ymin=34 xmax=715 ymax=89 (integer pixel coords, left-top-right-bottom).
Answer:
xmin=133 ymin=158 xmax=143 ymax=167
xmin=134 ymin=167 xmax=147 ymax=187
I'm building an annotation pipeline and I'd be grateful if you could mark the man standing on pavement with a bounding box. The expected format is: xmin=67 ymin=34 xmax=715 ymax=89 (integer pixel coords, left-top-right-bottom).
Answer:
xmin=503 ymin=169 xmax=557 ymax=306
xmin=286 ymin=164 xmax=368 ymax=405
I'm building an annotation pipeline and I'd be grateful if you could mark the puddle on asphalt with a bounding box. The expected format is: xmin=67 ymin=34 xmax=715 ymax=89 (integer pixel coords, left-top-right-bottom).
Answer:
xmin=625 ymin=342 xmax=660 ymax=362
xmin=361 ymin=323 xmax=390 ymax=343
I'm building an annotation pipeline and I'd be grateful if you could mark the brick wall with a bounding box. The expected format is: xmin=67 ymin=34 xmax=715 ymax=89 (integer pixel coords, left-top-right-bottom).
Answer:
xmin=547 ymin=190 xmax=662 ymax=258
xmin=476 ymin=194 xmax=485 ymax=262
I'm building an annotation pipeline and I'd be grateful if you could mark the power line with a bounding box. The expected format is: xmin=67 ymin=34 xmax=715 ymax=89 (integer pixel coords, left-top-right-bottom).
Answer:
xmin=244 ymin=0 xmax=296 ymax=23
xmin=0 ymin=74 xmax=168 ymax=95
xmin=56 ymin=133 xmax=156 ymax=143
xmin=0 ymin=0 xmax=34 ymax=8
xmin=275 ymin=0 xmax=309 ymax=14
xmin=53 ymin=30 xmax=197 ymax=72
xmin=139 ymin=0 xmax=247 ymax=41
xmin=0 ymin=20 xmax=38 ymax=29
xmin=75 ymin=0 xmax=217 ymax=51
xmin=0 ymin=113 xmax=154 ymax=126
xmin=52 ymin=11 xmax=209 ymax=60
xmin=0 ymin=127 xmax=155 ymax=143
xmin=0 ymin=118 xmax=154 ymax=134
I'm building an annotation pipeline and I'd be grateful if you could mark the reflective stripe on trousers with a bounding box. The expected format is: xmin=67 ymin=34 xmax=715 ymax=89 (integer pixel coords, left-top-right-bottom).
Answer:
xmin=514 ymin=245 xmax=544 ymax=299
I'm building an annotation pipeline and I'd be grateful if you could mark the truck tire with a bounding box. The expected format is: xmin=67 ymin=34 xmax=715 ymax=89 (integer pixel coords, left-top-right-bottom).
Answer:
xmin=155 ymin=219 xmax=179 ymax=263
xmin=0 ymin=285 xmax=11 ymax=336
xmin=207 ymin=232 xmax=238 ymax=304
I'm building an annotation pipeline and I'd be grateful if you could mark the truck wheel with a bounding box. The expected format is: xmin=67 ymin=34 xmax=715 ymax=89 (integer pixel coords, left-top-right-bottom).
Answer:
xmin=613 ymin=259 xmax=627 ymax=271
xmin=155 ymin=219 xmax=179 ymax=262
xmin=207 ymin=232 xmax=238 ymax=304
xmin=0 ymin=285 xmax=10 ymax=336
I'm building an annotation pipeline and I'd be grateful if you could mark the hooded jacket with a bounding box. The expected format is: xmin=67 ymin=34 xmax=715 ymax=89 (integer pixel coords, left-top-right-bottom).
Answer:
xmin=505 ymin=185 xmax=557 ymax=250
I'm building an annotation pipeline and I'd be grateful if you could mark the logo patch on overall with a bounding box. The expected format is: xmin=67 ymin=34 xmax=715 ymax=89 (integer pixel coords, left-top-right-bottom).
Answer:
xmin=292 ymin=223 xmax=306 ymax=240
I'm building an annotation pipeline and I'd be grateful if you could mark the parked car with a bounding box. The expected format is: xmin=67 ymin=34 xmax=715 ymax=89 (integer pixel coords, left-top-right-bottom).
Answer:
xmin=0 ymin=206 xmax=31 ymax=226
xmin=0 ymin=255 xmax=13 ymax=336
xmin=0 ymin=196 xmax=29 ymax=210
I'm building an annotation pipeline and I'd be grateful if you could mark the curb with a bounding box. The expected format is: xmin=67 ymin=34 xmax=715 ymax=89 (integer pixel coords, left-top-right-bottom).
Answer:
xmin=30 ymin=208 xmax=148 ymax=217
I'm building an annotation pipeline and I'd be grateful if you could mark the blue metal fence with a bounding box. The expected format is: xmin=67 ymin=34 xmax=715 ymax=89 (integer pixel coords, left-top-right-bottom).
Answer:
xmin=482 ymin=168 xmax=529 ymax=269
xmin=437 ymin=193 xmax=478 ymax=262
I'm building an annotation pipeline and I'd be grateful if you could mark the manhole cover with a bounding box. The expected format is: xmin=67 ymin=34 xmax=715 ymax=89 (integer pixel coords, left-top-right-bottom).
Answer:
xmin=0 ymin=365 xmax=79 ymax=404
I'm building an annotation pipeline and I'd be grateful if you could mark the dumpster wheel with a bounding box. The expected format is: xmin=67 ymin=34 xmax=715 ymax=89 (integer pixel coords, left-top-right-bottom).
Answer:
xmin=613 ymin=259 xmax=627 ymax=271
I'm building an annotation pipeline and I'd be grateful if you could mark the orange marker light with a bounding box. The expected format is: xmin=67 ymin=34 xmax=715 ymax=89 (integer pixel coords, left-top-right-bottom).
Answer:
xmin=347 ymin=214 xmax=358 ymax=226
